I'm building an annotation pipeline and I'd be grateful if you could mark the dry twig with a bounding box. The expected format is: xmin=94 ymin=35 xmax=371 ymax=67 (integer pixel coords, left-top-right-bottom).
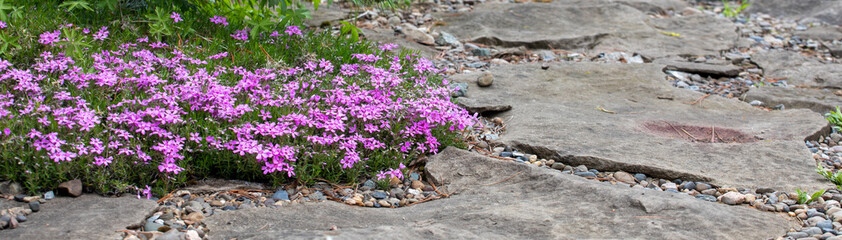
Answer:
xmin=483 ymin=171 xmax=523 ymax=186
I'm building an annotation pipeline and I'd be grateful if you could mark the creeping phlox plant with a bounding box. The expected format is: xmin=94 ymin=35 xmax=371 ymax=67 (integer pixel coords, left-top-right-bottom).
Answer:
xmin=0 ymin=18 xmax=475 ymax=195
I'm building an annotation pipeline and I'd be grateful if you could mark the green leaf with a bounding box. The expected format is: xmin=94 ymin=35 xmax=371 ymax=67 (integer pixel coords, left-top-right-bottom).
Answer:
xmin=59 ymin=0 xmax=95 ymax=12
xmin=0 ymin=0 xmax=13 ymax=22
xmin=313 ymin=0 xmax=321 ymax=11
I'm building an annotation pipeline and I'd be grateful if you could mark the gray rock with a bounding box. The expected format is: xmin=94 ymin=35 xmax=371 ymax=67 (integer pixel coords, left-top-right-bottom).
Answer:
xmin=436 ymin=31 xmax=461 ymax=47
xmin=43 ymin=191 xmax=54 ymax=200
xmin=471 ymin=48 xmax=490 ymax=57
xmin=371 ymin=191 xmax=388 ymax=199
xmin=446 ymin=63 xmax=830 ymax=192
xmin=455 ymin=97 xmax=512 ymax=114
xmin=795 ymin=26 xmax=842 ymax=41
xmin=695 ymin=183 xmax=711 ymax=192
xmin=613 ymin=171 xmax=636 ymax=184
xmin=657 ymin=59 xmax=742 ymax=77
xmin=747 ymin=0 xmax=842 ymax=25
xmin=438 ymin=1 xmax=736 ymax=59
xmin=695 ymin=194 xmax=717 ymax=202
xmin=787 ymin=232 xmax=809 ymax=238
xmin=680 ymin=181 xmax=696 ymax=191
xmin=388 ymin=16 xmax=401 ymax=26
xmin=818 ymin=220 xmax=833 ymax=230
xmin=477 ymin=72 xmax=494 ymax=87
xmin=14 ymin=215 xmax=25 ymax=223
xmin=157 ymin=229 xmax=184 ymax=240
xmin=0 ymin=181 xmax=22 ymax=195
xmin=634 ymin=173 xmax=647 ymax=182
xmin=744 ymin=86 xmax=842 ymax=113
xmin=271 ymin=190 xmax=290 ymax=201
xmin=204 ymin=148 xmax=792 ymax=239
xmin=752 ymin=50 xmax=842 ymax=89
xmin=401 ymin=23 xmax=435 ymax=45
xmin=574 ymin=171 xmax=597 ymax=178
xmin=0 ymin=195 xmax=158 ymax=238
xmin=28 ymin=201 xmax=39 ymax=212
xmin=58 ymin=179 xmax=82 ymax=197
xmin=804 ymin=226 xmax=823 ymax=236
xmin=538 ymin=50 xmax=557 ymax=62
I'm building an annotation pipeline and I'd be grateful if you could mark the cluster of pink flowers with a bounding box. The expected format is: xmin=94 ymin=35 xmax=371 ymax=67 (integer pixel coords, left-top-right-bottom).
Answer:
xmin=210 ymin=16 xmax=228 ymax=26
xmin=0 ymin=24 xmax=475 ymax=183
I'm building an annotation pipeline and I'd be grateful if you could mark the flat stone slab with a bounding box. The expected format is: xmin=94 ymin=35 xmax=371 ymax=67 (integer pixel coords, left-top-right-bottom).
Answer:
xmin=455 ymin=97 xmax=512 ymax=114
xmin=747 ymin=0 xmax=842 ymax=25
xmin=0 ymin=195 xmax=157 ymax=239
xmin=745 ymin=86 xmax=842 ymax=114
xmin=435 ymin=1 xmax=737 ymax=59
xmin=448 ymin=62 xmax=830 ymax=192
xmin=205 ymin=148 xmax=795 ymax=239
xmin=794 ymin=26 xmax=842 ymax=41
xmin=656 ymin=59 xmax=743 ymax=77
xmin=752 ymin=50 xmax=842 ymax=89
xmin=362 ymin=28 xmax=439 ymax=59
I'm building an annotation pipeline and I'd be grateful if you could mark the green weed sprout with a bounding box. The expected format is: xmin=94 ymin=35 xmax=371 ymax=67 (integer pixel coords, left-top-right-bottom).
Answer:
xmin=826 ymin=106 xmax=842 ymax=131
xmin=796 ymin=188 xmax=827 ymax=205
xmin=722 ymin=0 xmax=750 ymax=19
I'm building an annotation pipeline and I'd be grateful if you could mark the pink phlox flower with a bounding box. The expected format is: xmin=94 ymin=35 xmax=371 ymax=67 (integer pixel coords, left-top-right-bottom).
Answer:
xmin=189 ymin=132 xmax=201 ymax=143
xmin=351 ymin=53 xmax=381 ymax=63
xmin=0 ymin=21 xmax=7 ymax=29
xmin=379 ymin=43 xmax=399 ymax=51
xmin=93 ymin=26 xmax=109 ymax=41
xmin=209 ymin=16 xmax=228 ymax=26
xmin=230 ymin=29 xmax=249 ymax=41
xmin=38 ymin=30 xmax=61 ymax=46
xmin=170 ymin=12 xmax=182 ymax=23
xmin=137 ymin=185 xmax=152 ymax=199
xmin=284 ymin=25 xmax=302 ymax=36
xmin=94 ymin=156 xmax=113 ymax=166
xmin=206 ymin=52 xmax=228 ymax=60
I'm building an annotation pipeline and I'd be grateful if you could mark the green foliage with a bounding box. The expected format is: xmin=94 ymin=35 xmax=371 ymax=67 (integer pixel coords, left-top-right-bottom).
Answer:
xmin=796 ymin=188 xmax=827 ymax=205
xmin=826 ymin=106 xmax=842 ymax=131
xmin=818 ymin=165 xmax=842 ymax=190
xmin=722 ymin=0 xmax=750 ymax=18
xmin=339 ymin=21 xmax=360 ymax=42
xmin=59 ymin=0 xmax=95 ymax=12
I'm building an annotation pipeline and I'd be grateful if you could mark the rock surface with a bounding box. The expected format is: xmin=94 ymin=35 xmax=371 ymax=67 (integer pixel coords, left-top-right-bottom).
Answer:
xmin=361 ymin=28 xmax=438 ymax=58
xmin=205 ymin=148 xmax=795 ymax=239
xmin=436 ymin=1 xmax=737 ymax=58
xmin=747 ymin=0 xmax=842 ymax=25
xmin=751 ymin=50 xmax=842 ymax=89
xmin=447 ymin=62 xmax=830 ymax=192
xmin=744 ymin=86 xmax=842 ymax=113
xmin=0 ymin=195 xmax=157 ymax=239
xmin=455 ymin=97 xmax=512 ymax=114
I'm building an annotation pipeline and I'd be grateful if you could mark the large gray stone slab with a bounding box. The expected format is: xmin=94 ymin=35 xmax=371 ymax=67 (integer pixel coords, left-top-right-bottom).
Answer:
xmin=435 ymin=1 xmax=737 ymax=59
xmin=0 ymin=195 xmax=158 ymax=239
xmin=205 ymin=148 xmax=795 ymax=239
xmin=448 ymin=62 xmax=830 ymax=192
xmin=752 ymin=50 xmax=842 ymax=88
xmin=747 ymin=0 xmax=842 ymax=25
xmin=794 ymin=26 xmax=842 ymax=41
xmin=744 ymin=86 xmax=842 ymax=114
